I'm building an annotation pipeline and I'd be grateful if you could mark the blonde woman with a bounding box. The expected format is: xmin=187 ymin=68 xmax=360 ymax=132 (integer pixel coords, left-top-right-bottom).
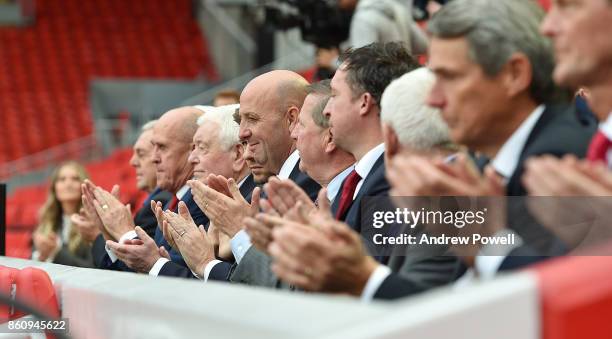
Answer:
xmin=32 ymin=161 xmax=94 ymax=267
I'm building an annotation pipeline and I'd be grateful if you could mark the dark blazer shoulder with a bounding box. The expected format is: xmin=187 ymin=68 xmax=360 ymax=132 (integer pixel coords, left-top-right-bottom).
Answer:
xmin=289 ymin=159 xmax=321 ymax=201
xmin=507 ymin=103 xmax=596 ymax=195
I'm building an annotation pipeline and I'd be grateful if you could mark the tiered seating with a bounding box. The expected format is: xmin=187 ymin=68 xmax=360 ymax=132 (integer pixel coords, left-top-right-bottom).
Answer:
xmin=0 ymin=0 xmax=217 ymax=163
xmin=6 ymin=148 xmax=148 ymax=258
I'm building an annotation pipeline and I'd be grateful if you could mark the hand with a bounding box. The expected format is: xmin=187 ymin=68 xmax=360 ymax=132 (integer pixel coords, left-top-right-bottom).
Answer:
xmin=163 ymin=208 xmax=216 ymax=277
xmin=158 ymin=201 xmax=194 ymax=250
xmin=523 ymin=155 xmax=612 ymax=196
xmin=264 ymin=177 xmax=317 ymax=220
xmin=188 ymin=176 xmax=261 ymax=238
xmin=386 ymin=153 xmax=505 ymax=197
xmin=244 ymin=213 xmax=284 ymax=255
xmin=71 ymin=209 xmax=101 ymax=244
xmin=33 ymin=232 xmax=59 ymax=261
xmin=106 ymin=226 xmax=161 ymax=273
xmin=268 ymin=204 xmax=377 ymax=295
xmin=207 ymin=222 xmax=233 ymax=260
xmin=88 ymin=182 xmax=135 ymax=240
xmin=81 ymin=181 xmax=113 ymax=241
xmin=523 ymin=155 xmax=612 ymax=250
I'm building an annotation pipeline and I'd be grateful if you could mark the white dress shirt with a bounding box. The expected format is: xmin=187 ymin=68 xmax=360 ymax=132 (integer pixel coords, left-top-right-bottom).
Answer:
xmin=354 ymin=143 xmax=385 ymax=199
xmin=326 ymin=165 xmax=355 ymax=203
xmin=597 ymin=114 xmax=612 ymax=167
xmin=361 ymin=106 xmax=546 ymax=301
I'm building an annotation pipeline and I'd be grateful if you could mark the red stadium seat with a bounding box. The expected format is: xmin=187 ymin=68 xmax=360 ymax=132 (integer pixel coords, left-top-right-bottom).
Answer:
xmin=533 ymin=245 xmax=612 ymax=339
xmin=0 ymin=0 xmax=216 ymax=164
xmin=0 ymin=266 xmax=60 ymax=323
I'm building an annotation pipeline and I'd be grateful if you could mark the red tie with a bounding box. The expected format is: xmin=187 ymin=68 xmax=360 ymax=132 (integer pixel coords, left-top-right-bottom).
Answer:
xmin=167 ymin=196 xmax=179 ymax=211
xmin=587 ymin=131 xmax=612 ymax=164
xmin=335 ymin=170 xmax=362 ymax=220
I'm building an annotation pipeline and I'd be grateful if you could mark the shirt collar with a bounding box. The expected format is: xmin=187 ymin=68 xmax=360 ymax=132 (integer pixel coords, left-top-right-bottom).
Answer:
xmin=599 ymin=114 xmax=612 ymax=140
xmin=355 ymin=143 xmax=385 ymax=180
xmin=491 ymin=105 xmax=545 ymax=179
xmin=278 ymin=150 xmax=300 ymax=180
xmin=237 ymin=174 xmax=249 ymax=188
xmin=326 ymin=165 xmax=355 ymax=202
xmin=176 ymin=185 xmax=190 ymax=200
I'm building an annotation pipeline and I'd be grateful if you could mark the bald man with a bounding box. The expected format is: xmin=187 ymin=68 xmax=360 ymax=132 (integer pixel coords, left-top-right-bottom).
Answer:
xmin=201 ymin=70 xmax=320 ymax=286
xmin=101 ymin=106 xmax=209 ymax=274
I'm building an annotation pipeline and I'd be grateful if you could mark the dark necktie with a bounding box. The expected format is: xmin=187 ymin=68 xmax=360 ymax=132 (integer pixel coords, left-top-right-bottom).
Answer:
xmin=587 ymin=130 xmax=612 ymax=164
xmin=335 ymin=170 xmax=362 ymax=220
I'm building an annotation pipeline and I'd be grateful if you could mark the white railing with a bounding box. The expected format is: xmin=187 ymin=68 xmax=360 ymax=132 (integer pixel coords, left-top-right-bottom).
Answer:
xmin=0 ymin=257 xmax=539 ymax=339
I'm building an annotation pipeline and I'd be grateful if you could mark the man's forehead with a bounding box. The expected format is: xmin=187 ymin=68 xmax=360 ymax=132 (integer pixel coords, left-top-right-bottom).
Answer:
xmin=428 ymin=39 xmax=474 ymax=73
xmin=195 ymin=122 xmax=219 ymax=142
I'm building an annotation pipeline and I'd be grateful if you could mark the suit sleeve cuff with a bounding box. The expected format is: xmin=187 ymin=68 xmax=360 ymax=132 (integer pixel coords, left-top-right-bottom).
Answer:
xmin=149 ymin=258 xmax=170 ymax=276
xmin=360 ymin=264 xmax=391 ymax=302
xmin=203 ymin=260 xmax=223 ymax=282
xmin=105 ymin=230 xmax=138 ymax=263
xmin=230 ymin=230 xmax=252 ymax=265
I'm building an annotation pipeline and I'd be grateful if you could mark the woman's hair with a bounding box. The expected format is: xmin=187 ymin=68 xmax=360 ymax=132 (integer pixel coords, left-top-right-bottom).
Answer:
xmin=37 ymin=161 xmax=89 ymax=253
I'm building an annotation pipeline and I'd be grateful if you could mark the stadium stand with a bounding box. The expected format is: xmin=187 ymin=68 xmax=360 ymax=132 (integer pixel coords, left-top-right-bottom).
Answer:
xmin=0 ymin=0 xmax=216 ymax=163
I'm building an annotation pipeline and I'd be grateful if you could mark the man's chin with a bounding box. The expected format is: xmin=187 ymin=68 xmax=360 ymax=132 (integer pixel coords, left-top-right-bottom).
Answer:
xmin=253 ymin=171 xmax=274 ymax=184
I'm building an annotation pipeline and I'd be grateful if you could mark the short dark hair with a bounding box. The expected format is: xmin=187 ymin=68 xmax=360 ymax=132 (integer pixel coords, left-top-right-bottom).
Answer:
xmin=338 ymin=42 xmax=420 ymax=107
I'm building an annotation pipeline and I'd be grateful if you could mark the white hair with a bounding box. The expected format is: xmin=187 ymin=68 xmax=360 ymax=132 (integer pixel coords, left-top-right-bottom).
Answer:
xmin=380 ymin=68 xmax=451 ymax=151
xmin=141 ymin=119 xmax=157 ymax=132
xmin=197 ymin=104 xmax=241 ymax=151
xmin=194 ymin=105 xmax=216 ymax=115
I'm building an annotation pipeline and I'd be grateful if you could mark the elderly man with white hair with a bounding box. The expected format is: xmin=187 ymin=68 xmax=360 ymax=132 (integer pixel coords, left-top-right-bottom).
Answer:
xmin=153 ymin=104 xmax=258 ymax=280
xmin=266 ymin=67 xmax=463 ymax=300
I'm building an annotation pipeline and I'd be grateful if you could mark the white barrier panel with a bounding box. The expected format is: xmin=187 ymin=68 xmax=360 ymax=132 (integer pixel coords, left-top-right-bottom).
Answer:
xmin=0 ymin=257 xmax=539 ymax=339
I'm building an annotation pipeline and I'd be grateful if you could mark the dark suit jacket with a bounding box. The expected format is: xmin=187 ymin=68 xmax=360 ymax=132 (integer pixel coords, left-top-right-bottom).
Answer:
xmin=227 ymin=162 xmax=320 ymax=286
xmin=331 ymin=154 xmax=389 ymax=256
xmin=158 ymin=174 xmax=258 ymax=279
xmin=92 ymin=188 xmax=172 ymax=270
xmin=375 ymin=104 xmax=596 ymax=300
xmin=499 ymin=103 xmax=596 ymax=270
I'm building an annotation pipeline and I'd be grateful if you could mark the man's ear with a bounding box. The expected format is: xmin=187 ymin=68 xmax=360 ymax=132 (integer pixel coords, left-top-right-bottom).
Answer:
xmin=502 ymin=53 xmax=532 ymax=98
xmin=323 ymin=129 xmax=337 ymax=154
xmin=286 ymin=106 xmax=300 ymax=133
xmin=358 ymin=92 xmax=376 ymax=117
xmin=382 ymin=123 xmax=399 ymax=158
xmin=231 ymin=143 xmax=246 ymax=172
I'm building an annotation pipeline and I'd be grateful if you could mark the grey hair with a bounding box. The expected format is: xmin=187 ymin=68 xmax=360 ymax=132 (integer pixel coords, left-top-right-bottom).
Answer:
xmin=428 ymin=0 xmax=555 ymax=104
xmin=141 ymin=120 xmax=157 ymax=132
xmin=306 ymin=80 xmax=332 ymax=129
xmin=381 ymin=68 xmax=452 ymax=151
xmin=197 ymin=104 xmax=241 ymax=151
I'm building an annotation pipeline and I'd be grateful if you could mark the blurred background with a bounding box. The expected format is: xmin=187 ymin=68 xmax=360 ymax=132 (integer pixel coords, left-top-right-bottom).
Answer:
xmin=0 ymin=0 xmax=367 ymax=258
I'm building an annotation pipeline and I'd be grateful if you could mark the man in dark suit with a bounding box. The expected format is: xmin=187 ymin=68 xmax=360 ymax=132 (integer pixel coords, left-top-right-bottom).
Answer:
xmin=324 ymin=42 xmax=419 ymax=243
xmin=267 ymin=66 xmax=465 ymax=299
xmin=152 ymin=105 xmax=258 ymax=279
xmin=383 ymin=0 xmax=596 ymax=287
xmin=101 ymin=106 xmax=206 ymax=274
xmin=79 ymin=120 xmax=171 ymax=270
xmin=517 ymin=0 xmax=612 ymax=255
xmin=178 ymin=70 xmax=322 ymax=286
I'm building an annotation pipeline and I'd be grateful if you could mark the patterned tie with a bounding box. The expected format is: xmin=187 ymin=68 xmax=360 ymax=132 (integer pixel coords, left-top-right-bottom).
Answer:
xmin=587 ymin=131 xmax=612 ymax=164
xmin=335 ymin=169 xmax=362 ymax=220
